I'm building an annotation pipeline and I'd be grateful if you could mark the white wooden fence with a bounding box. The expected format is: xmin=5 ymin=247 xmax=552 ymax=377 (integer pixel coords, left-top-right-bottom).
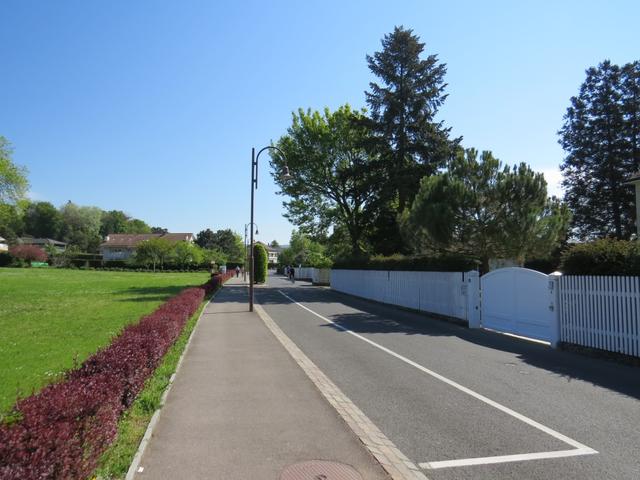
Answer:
xmin=558 ymin=276 xmax=640 ymax=357
xmin=330 ymin=269 xmax=479 ymax=323
xmin=294 ymin=267 xmax=315 ymax=281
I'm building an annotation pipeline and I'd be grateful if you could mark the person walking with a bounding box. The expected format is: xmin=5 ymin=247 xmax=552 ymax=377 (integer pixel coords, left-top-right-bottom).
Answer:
xmin=235 ymin=265 xmax=240 ymax=278
xmin=289 ymin=265 xmax=295 ymax=283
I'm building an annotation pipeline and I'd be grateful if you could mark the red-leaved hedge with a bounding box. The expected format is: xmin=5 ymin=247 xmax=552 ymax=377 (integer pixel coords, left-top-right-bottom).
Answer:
xmin=0 ymin=272 xmax=234 ymax=480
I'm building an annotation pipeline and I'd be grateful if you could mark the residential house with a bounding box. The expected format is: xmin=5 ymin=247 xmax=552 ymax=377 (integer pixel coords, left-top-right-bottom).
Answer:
xmin=19 ymin=237 xmax=67 ymax=252
xmin=0 ymin=237 xmax=8 ymax=252
xmin=100 ymin=233 xmax=194 ymax=261
xmin=256 ymin=241 xmax=281 ymax=264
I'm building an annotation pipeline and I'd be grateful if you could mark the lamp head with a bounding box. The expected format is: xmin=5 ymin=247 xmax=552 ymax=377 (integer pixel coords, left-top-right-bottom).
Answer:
xmin=280 ymin=165 xmax=293 ymax=181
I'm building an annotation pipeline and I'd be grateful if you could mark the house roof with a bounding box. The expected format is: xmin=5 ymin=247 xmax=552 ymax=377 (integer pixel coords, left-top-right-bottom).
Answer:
xmin=0 ymin=237 xmax=6 ymax=243
xmin=101 ymin=233 xmax=193 ymax=248
xmin=19 ymin=237 xmax=67 ymax=246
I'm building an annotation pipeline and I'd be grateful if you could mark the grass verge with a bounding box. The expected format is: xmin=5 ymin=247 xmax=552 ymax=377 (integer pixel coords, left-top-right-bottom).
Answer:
xmin=92 ymin=288 xmax=217 ymax=480
xmin=0 ymin=268 xmax=208 ymax=413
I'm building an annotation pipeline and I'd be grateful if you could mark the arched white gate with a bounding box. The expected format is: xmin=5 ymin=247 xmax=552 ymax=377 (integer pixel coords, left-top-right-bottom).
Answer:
xmin=481 ymin=267 xmax=555 ymax=342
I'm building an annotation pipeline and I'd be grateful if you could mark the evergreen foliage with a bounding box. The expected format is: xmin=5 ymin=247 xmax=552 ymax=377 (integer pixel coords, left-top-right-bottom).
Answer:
xmin=253 ymin=243 xmax=268 ymax=283
xmin=405 ymin=148 xmax=571 ymax=272
xmin=560 ymin=239 xmax=640 ymax=275
xmin=559 ymin=60 xmax=640 ymax=240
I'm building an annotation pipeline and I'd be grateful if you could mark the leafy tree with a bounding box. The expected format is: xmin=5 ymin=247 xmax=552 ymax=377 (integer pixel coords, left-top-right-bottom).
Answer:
xmin=23 ymin=202 xmax=61 ymax=239
xmin=196 ymin=228 xmax=244 ymax=261
xmin=151 ymin=226 xmax=168 ymax=234
xmin=195 ymin=228 xmax=216 ymax=249
xmin=171 ymin=241 xmax=203 ymax=268
xmin=59 ymin=202 xmax=102 ymax=252
xmin=0 ymin=136 xmax=29 ymax=204
xmin=279 ymin=231 xmax=332 ymax=268
xmin=253 ymin=243 xmax=268 ymax=283
xmin=201 ymin=247 xmax=227 ymax=267
xmin=405 ymin=148 xmax=570 ymax=272
xmin=0 ymin=202 xmax=25 ymax=243
xmin=559 ymin=60 xmax=640 ymax=240
xmin=9 ymin=245 xmax=47 ymax=264
xmin=135 ymin=238 xmax=172 ymax=271
xmin=273 ymin=105 xmax=381 ymax=255
xmin=126 ymin=218 xmax=151 ymax=233
xmin=100 ymin=210 xmax=151 ymax=236
xmin=100 ymin=210 xmax=129 ymax=236
xmin=270 ymin=240 xmax=280 ymax=248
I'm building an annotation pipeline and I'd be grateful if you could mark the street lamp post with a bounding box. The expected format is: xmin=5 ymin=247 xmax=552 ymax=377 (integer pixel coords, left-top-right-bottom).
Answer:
xmin=243 ymin=222 xmax=258 ymax=282
xmin=249 ymin=146 xmax=292 ymax=312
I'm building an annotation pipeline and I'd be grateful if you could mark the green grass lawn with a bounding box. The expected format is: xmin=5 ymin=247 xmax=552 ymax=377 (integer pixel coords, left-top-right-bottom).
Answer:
xmin=0 ymin=268 xmax=209 ymax=414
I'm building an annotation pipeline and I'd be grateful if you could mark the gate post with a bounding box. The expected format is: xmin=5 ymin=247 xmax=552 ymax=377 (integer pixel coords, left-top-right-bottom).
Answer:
xmin=466 ymin=270 xmax=481 ymax=328
xmin=549 ymin=273 xmax=561 ymax=348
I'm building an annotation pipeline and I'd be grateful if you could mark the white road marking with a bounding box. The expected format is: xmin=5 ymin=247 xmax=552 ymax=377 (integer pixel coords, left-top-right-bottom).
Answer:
xmin=419 ymin=448 xmax=595 ymax=469
xmin=277 ymin=290 xmax=598 ymax=470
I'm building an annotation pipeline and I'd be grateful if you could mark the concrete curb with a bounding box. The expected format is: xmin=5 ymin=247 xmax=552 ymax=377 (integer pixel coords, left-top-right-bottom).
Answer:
xmin=124 ymin=287 xmax=222 ymax=480
xmin=255 ymin=303 xmax=429 ymax=480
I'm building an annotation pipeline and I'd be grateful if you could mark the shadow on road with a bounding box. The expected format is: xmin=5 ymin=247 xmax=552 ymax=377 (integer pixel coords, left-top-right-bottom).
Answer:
xmin=250 ymin=280 xmax=640 ymax=402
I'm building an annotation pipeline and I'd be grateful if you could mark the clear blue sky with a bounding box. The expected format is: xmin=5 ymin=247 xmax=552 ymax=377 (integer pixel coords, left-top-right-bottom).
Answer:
xmin=1 ymin=1 xmax=638 ymax=244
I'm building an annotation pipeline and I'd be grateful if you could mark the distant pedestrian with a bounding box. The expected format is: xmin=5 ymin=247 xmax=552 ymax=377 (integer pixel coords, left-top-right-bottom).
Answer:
xmin=235 ymin=266 xmax=240 ymax=278
xmin=289 ymin=266 xmax=295 ymax=283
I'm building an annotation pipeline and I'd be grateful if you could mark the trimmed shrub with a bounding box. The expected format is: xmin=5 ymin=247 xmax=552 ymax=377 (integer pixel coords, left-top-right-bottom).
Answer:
xmin=0 ymin=252 xmax=11 ymax=267
xmin=0 ymin=271 xmax=234 ymax=480
xmin=253 ymin=243 xmax=268 ymax=283
xmin=9 ymin=245 xmax=47 ymax=264
xmin=560 ymin=239 xmax=640 ymax=275
xmin=332 ymin=254 xmax=478 ymax=272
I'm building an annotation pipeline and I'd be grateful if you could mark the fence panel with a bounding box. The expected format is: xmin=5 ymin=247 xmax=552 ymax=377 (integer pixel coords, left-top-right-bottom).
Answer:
xmin=330 ymin=269 xmax=470 ymax=322
xmin=559 ymin=275 xmax=640 ymax=357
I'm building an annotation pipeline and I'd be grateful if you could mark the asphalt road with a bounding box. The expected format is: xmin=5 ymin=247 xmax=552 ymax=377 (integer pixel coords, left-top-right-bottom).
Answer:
xmin=257 ymin=275 xmax=640 ymax=480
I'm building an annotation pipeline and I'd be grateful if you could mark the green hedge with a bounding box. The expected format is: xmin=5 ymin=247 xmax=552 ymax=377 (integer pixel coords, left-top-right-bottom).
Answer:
xmin=332 ymin=254 xmax=478 ymax=272
xmin=253 ymin=244 xmax=268 ymax=283
xmin=560 ymin=239 xmax=640 ymax=275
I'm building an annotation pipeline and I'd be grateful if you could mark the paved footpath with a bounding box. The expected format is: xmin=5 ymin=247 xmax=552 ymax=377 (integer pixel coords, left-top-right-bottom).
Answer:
xmin=134 ymin=276 xmax=390 ymax=480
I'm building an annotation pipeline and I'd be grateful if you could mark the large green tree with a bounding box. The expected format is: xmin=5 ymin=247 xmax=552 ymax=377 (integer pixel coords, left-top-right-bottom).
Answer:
xmin=559 ymin=60 xmax=640 ymax=240
xmin=272 ymin=105 xmax=381 ymax=255
xmin=278 ymin=231 xmax=331 ymax=268
xmin=59 ymin=202 xmax=102 ymax=252
xmin=0 ymin=136 xmax=29 ymax=204
xmin=195 ymin=228 xmax=243 ymax=261
xmin=0 ymin=203 xmax=25 ymax=243
xmin=100 ymin=210 xmax=152 ymax=236
xmin=363 ymin=26 xmax=458 ymax=253
xmin=135 ymin=238 xmax=173 ymax=271
xmin=23 ymin=201 xmax=61 ymax=239
xmin=405 ymin=148 xmax=570 ymax=272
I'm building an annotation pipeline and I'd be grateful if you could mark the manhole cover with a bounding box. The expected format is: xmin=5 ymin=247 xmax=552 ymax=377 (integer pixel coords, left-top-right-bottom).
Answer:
xmin=280 ymin=460 xmax=363 ymax=480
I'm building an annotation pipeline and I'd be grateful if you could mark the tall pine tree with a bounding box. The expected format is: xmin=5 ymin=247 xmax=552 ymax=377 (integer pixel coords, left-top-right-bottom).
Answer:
xmin=559 ymin=60 xmax=640 ymax=239
xmin=364 ymin=26 xmax=457 ymax=254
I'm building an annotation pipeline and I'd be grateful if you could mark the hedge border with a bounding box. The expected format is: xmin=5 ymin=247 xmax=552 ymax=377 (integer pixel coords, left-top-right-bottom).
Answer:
xmin=0 ymin=272 xmax=234 ymax=480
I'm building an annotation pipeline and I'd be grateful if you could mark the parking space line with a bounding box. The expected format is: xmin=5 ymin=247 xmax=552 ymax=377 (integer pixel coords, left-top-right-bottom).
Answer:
xmin=278 ymin=290 xmax=598 ymax=469
xmin=419 ymin=448 xmax=595 ymax=469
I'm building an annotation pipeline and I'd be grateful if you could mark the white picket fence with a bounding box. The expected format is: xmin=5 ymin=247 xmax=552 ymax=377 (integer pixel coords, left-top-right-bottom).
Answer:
xmin=330 ymin=269 xmax=479 ymax=323
xmin=558 ymin=276 xmax=640 ymax=357
xmin=328 ymin=267 xmax=640 ymax=358
xmin=294 ymin=267 xmax=315 ymax=281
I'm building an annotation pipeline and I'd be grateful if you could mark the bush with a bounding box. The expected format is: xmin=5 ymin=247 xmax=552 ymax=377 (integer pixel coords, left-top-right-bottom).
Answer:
xmin=332 ymin=253 xmax=478 ymax=272
xmin=0 ymin=252 xmax=11 ymax=267
xmin=560 ymin=239 xmax=640 ymax=275
xmin=9 ymin=245 xmax=47 ymax=264
xmin=253 ymin=244 xmax=268 ymax=283
xmin=0 ymin=272 xmax=234 ymax=480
